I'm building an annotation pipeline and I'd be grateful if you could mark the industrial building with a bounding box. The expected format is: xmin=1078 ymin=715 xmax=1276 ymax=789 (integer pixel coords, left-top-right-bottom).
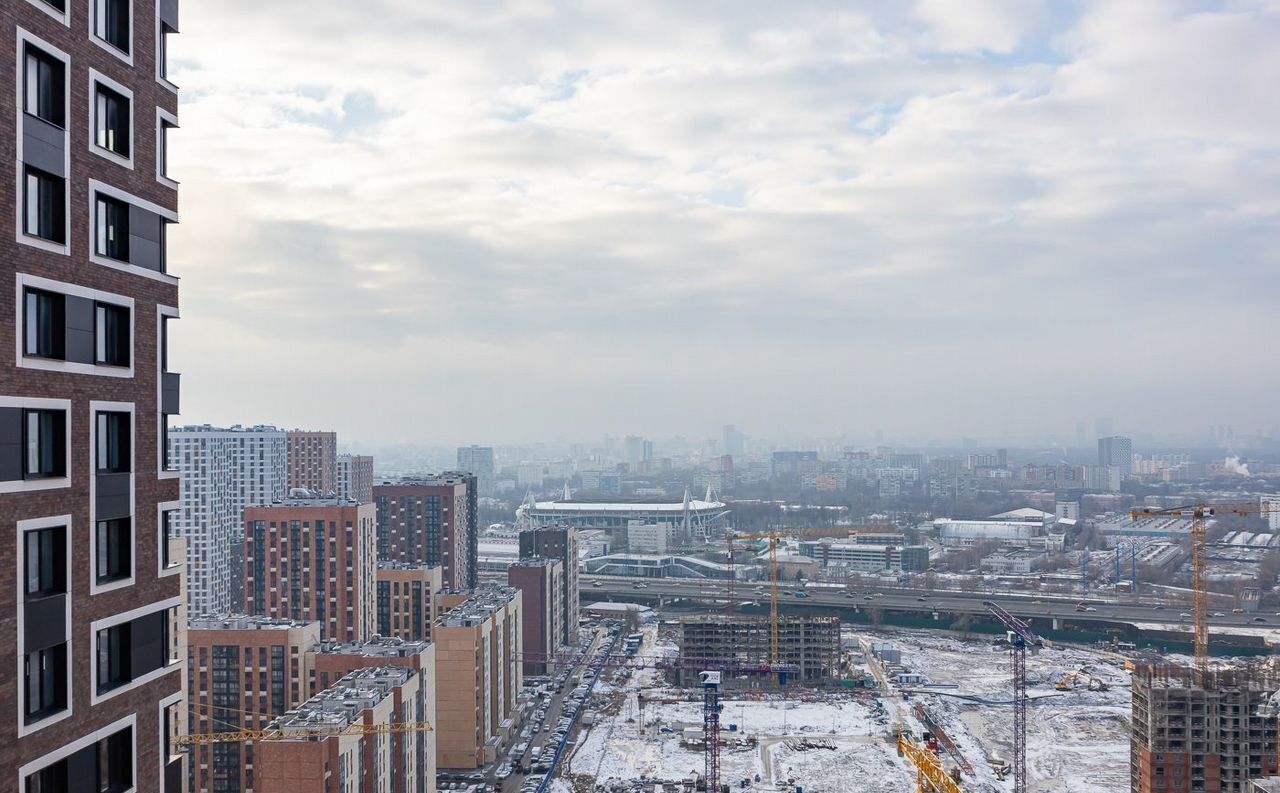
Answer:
xmin=798 ymin=540 xmax=929 ymax=573
xmin=676 ymin=615 xmax=841 ymax=686
xmin=933 ymin=508 xmax=1057 ymax=547
xmin=255 ymin=666 xmax=431 ymax=793
xmin=1131 ymin=663 xmax=1279 ymax=793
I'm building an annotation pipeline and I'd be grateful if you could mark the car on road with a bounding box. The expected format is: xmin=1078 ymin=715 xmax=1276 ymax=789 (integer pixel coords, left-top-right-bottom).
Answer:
xmin=1213 ymin=612 xmax=1225 ymax=617
xmin=1254 ymin=617 xmax=1268 ymax=623
xmin=1085 ymin=607 xmax=1097 ymax=612
xmin=1152 ymin=605 xmax=1163 ymax=610
xmin=917 ymin=597 xmax=928 ymax=602
xmin=793 ymin=591 xmax=810 ymax=598
xmin=592 ymin=581 xmax=603 ymax=587
xmin=1180 ymin=612 xmax=1192 ymax=619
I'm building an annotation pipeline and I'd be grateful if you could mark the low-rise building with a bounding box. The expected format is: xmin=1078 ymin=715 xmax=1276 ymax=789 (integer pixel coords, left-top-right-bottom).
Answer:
xmin=980 ymin=549 xmax=1048 ymax=575
xmin=584 ymin=553 xmax=739 ymax=580
xmin=799 ymin=541 xmax=929 ymax=573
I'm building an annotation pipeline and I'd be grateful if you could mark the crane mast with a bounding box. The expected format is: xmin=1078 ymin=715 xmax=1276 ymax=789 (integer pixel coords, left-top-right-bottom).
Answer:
xmin=985 ymin=601 xmax=1043 ymax=793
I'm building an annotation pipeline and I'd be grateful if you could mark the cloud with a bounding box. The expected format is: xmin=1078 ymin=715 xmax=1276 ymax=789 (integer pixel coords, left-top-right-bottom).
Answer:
xmin=167 ymin=1 xmax=1280 ymax=444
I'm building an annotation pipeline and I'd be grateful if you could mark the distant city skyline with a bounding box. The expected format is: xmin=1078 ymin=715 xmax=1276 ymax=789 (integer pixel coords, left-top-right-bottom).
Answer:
xmin=168 ymin=1 xmax=1279 ymax=445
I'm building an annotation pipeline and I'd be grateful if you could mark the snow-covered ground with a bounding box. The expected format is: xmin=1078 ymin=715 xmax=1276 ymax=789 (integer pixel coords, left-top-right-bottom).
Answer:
xmin=567 ymin=625 xmax=1139 ymax=793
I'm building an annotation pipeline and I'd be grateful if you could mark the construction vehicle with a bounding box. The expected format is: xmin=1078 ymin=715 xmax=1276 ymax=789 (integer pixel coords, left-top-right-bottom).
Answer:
xmin=897 ymin=731 xmax=963 ymax=793
xmin=985 ymin=601 xmax=1043 ymax=793
xmin=1129 ymin=501 xmax=1280 ymax=675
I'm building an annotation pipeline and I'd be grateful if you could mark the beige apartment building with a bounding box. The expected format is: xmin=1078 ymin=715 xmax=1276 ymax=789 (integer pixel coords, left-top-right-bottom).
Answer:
xmin=377 ymin=563 xmax=444 ymax=642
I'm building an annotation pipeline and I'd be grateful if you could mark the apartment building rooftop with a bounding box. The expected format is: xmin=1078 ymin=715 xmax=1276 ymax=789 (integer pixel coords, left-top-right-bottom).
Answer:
xmin=173 ymin=423 xmax=284 ymax=433
xmin=377 ymin=560 xmax=440 ymax=571
xmin=190 ymin=614 xmax=318 ymax=632
xmin=272 ymin=666 xmax=412 ymax=736
xmin=317 ymin=635 xmax=432 ymax=658
xmin=437 ymin=586 xmax=519 ymax=627
xmin=255 ymin=493 xmax=364 ymax=509
xmin=510 ymin=557 xmax=560 ymax=568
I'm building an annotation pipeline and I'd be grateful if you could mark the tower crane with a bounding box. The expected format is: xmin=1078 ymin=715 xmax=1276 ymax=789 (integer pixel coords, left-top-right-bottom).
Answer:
xmin=701 ymin=671 xmax=723 ymax=793
xmin=1129 ymin=501 xmax=1280 ymax=675
xmin=985 ymin=600 xmax=1043 ymax=793
xmin=897 ymin=731 xmax=963 ymax=793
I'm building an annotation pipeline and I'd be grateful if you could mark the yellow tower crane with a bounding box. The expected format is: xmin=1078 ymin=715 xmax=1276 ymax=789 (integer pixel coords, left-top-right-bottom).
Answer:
xmin=1129 ymin=501 xmax=1280 ymax=675
xmin=897 ymin=732 xmax=963 ymax=793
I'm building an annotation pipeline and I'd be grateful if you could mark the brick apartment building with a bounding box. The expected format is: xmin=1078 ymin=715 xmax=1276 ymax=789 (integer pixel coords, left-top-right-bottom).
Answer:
xmin=2 ymin=1 xmax=187 ymax=791
xmin=519 ymin=525 xmax=579 ymax=645
xmin=376 ymin=562 xmax=442 ymax=642
xmin=244 ymin=497 xmax=377 ymax=643
xmin=507 ymin=558 xmax=563 ymax=675
xmin=373 ymin=474 xmax=478 ymax=590
xmin=337 ymin=453 xmax=374 ymax=502
xmin=286 ymin=430 xmax=337 ymax=494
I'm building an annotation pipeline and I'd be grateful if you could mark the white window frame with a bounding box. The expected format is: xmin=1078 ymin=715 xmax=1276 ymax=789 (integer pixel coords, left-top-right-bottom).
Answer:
xmin=18 ymin=713 xmax=137 ymax=793
xmin=157 ymin=498 xmax=181 ymax=577
xmin=15 ymin=513 xmax=74 ymax=738
xmin=15 ymin=272 xmax=136 ymax=379
xmin=14 ymin=29 xmax=71 ymax=257
xmin=0 ymin=395 xmax=71 ymax=494
xmin=89 ymin=68 xmax=135 ymax=170
xmin=88 ymin=178 xmax=179 ymax=284
xmin=154 ymin=0 xmax=178 ymax=93
xmin=89 ymin=400 xmax=136 ymax=596
xmin=89 ymin=0 xmax=134 ymax=66
xmin=155 ymin=107 xmax=178 ymax=189
xmin=89 ymin=595 xmax=183 ymax=706
xmin=25 ymin=0 xmax=72 ymax=26
xmin=157 ymin=304 xmax=179 ymax=478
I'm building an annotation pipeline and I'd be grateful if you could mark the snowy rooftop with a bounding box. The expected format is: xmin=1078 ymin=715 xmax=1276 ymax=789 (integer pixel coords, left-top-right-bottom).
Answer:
xmin=528 ymin=500 xmax=726 ymax=513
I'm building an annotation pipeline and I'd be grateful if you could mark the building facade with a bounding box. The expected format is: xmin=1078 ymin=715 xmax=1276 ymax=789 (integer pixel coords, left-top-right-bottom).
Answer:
xmin=373 ymin=475 xmax=476 ymax=590
xmin=244 ymin=497 xmax=377 ymax=643
xmin=434 ymin=587 xmax=522 ymax=769
xmin=2 ymin=2 xmax=188 ymax=790
xmin=336 ymin=453 xmax=374 ymax=503
xmin=256 ymin=666 xmax=432 ymax=793
xmin=187 ymin=616 xmax=321 ymax=793
xmin=677 ymin=615 xmax=840 ymax=686
xmin=798 ymin=540 xmax=929 ymax=572
xmin=456 ymin=445 xmax=494 ymax=497
xmin=169 ymin=424 xmax=288 ymax=615
xmin=507 ymin=558 xmax=563 ymax=675
xmin=286 ymin=429 xmax=337 ymax=494
xmin=518 ymin=524 xmax=580 ymax=645
xmin=376 ymin=563 xmax=442 ymax=643
xmin=1098 ymin=435 xmax=1133 ymax=478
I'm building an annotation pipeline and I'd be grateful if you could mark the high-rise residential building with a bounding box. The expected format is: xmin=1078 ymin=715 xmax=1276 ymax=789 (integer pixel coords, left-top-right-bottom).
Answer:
xmin=1098 ymin=435 xmax=1133 ymax=478
xmin=244 ymin=497 xmax=377 ymax=642
xmin=256 ymin=666 xmax=433 ymax=793
xmin=2 ymin=2 xmax=187 ymax=790
xmin=1262 ymin=496 xmax=1280 ymax=532
xmin=336 ymin=453 xmax=374 ymax=503
xmin=286 ymin=429 xmax=338 ymax=494
xmin=624 ymin=435 xmax=645 ymax=467
xmin=376 ymin=563 xmax=442 ymax=642
xmin=456 ymin=445 xmax=494 ymax=497
xmin=169 ymin=424 xmax=289 ymax=615
xmin=507 ymin=558 xmax=563 ymax=675
xmin=187 ymin=616 xmax=322 ymax=793
xmin=518 ymin=525 xmax=579 ymax=646
xmin=1131 ymin=663 xmax=1279 ymax=793
xmin=434 ymin=587 xmax=523 ymax=770
xmin=373 ymin=474 xmax=477 ymax=590
xmin=722 ymin=425 xmax=745 ymax=458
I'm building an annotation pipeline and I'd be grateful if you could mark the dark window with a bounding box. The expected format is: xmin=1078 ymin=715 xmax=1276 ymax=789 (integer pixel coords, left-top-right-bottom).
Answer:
xmin=25 ymin=760 xmax=67 ymax=793
xmin=23 ymin=45 xmax=65 ymax=127
xmin=24 ymin=288 xmax=65 ymax=359
xmin=24 ymin=644 xmax=67 ymax=723
xmin=159 ymin=119 xmax=175 ymax=178
xmin=94 ymin=83 xmax=130 ymax=157
xmin=96 ymin=518 xmax=131 ymax=583
xmin=161 ymin=509 xmax=176 ymax=567
xmin=24 ymin=168 xmax=66 ymax=244
xmin=97 ymin=727 xmax=133 ymax=792
xmin=95 ymin=194 xmax=129 ymax=261
xmin=96 ymin=622 xmax=131 ymax=692
xmin=25 ymin=526 xmax=66 ymax=597
xmin=95 ymin=302 xmax=130 ymax=366
xmin=94 ymin=0 xmax=130 ymax=54
xmin=160 ymin=315 xmax=170 ymax=371
xmin=24 ymin=409 xmax=65 ymax=479
xmin=96 ymin=411 xmax=131 ymax=473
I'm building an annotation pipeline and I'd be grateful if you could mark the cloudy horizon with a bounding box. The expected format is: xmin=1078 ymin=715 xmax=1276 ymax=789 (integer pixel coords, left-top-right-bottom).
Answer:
xmin=168 ymin=1 xmax=1280 ymax=446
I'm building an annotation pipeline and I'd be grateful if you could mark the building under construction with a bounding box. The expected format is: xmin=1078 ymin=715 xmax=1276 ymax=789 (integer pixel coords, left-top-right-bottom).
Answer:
xmin=1131 ymin=663 xmax=1280 ymax=793
xmin=676 ymin=614 xmax=840 ymax=686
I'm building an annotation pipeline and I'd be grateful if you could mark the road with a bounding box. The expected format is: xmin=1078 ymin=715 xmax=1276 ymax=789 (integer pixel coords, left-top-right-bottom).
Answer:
xmin=580 ymin=574 xmax=1276 ymax=632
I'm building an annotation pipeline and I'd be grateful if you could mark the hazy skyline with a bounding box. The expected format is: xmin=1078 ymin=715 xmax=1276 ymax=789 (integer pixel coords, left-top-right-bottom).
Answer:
xmin=168 ymin=1 xmax=1280 ymax=445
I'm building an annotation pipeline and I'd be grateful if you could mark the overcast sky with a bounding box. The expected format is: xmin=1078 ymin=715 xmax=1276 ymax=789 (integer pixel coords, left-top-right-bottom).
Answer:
xmin=168 ymin=1 xmax=1280 ymax=447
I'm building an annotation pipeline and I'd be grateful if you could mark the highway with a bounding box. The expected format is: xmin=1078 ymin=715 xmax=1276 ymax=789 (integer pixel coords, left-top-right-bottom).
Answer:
xmin=580 ymin=574 xmax=1278 ymax=633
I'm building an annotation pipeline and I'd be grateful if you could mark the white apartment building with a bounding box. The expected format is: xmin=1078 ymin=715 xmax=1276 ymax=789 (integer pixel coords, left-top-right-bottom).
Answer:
xmin=1263 ymin=495 xmax=1280 ymax=532
xmin=169 ymin=425 xmax=288 ymax=615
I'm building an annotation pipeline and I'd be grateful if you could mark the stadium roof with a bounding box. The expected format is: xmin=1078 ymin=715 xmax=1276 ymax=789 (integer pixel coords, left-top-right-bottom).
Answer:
xmin=528 ymin=499 xmax=725 ymax=512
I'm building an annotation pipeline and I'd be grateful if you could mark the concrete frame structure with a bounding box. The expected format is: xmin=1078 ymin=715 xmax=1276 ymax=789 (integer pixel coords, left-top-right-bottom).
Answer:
xmin=244 ymin=497 xmax=377 ymax=643
xmin=169 ymin=424 xmax=288 ymax=615
xmin=187 ymin=616 xmax=321 ymax=793
xmin=2 ymin=2 xmax=187 ymax=790
xmin=507 ymin=558 xmax=563 ymax=675
xmin=433 ymin=587 xmax=522 ymax=770
xmin=376 ymin=563 xmax=442 ymax=643
xmin=1131 ymin=664 xmax=1280 ymax=793
xmin=677 ymin=615 xmax=841 ymax=686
